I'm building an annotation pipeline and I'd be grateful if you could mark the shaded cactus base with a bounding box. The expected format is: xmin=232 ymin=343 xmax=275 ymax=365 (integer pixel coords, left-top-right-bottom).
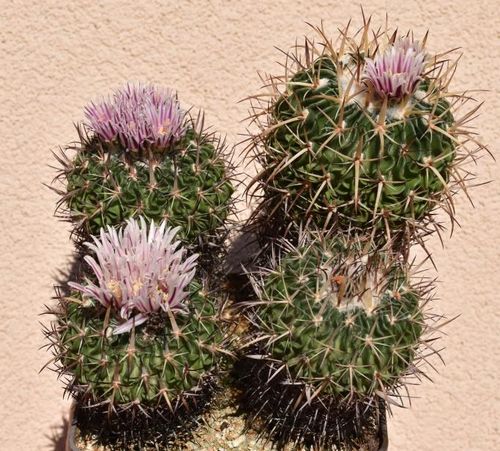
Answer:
xmin=69 ymin=379 xmax=215 ymax=450
xmin=69 ymin=385 xmax=384 ymax=451
xmin=234 ymin=357 xmax=386 ymax=451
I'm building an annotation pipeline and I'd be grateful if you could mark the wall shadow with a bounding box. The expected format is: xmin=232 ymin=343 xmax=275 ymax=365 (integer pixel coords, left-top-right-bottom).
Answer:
xmin=46 ymin=416 xmax=69 ymax=451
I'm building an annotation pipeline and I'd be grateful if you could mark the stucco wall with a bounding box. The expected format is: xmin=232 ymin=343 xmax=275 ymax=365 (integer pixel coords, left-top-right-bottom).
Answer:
xmin=0 ymin=1 xmax=498 ymax=449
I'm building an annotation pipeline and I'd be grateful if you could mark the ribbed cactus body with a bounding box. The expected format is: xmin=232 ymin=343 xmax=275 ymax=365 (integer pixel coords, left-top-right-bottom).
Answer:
xmin=240 ymin=22 xmax=487 ymax=448
xmin=56 ymin=282 xmax=222 ymax=407
xmin=262 ymin=55 xmax=455 ymax=234
xmin=249 ymin=237 xmax=424 ymax=397
xmin=63 ymin=127 xmax=233 ymax=244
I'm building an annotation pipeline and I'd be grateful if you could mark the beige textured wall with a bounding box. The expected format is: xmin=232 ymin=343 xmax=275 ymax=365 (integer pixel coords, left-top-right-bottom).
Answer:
xmin=1 ymin=1 xmax=498 ymax=449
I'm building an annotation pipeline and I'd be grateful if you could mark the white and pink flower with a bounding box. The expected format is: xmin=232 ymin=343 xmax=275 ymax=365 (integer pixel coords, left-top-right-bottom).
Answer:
xmin=363 ymin=38 xmax=426 ymax=101
xmin=84 ymin=83 xmax=186 ymax=152
xmin=69 ymin=218 xmax=198 ymax=334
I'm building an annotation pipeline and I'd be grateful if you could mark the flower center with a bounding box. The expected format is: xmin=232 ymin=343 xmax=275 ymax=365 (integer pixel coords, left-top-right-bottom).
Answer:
xmin=158 ymin=118 xmax=171 ymax=136
xmin=107 ymin=279 xmax=122 ymax=302
xmin=363 ymin=38 xmax=426 ymax=101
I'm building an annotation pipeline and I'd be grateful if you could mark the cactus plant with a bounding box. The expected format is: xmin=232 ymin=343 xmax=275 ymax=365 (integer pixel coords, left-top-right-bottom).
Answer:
xmin=246 ymin=234 xmax=433 ymax=396
xmin=246 ymin=19 xmax=486 ymax=251
xmin=238 ymin=232 xmax=440 ymax=448
xmin=44 ymin=219 xmax=226 ymax=445
xmin=53 ymin=83 xmax=234 ymax=249
xmin=38 ymin=14 xmax=489 ymax=450
xmin=236 ymin=15 xmax=490 ymax=450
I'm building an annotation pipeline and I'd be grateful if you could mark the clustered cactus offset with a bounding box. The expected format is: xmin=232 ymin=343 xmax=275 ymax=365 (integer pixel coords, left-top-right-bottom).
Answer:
xmin=48 ymin=219 xmax=223 ymax=409
xmin=238 ymin=232 xmax=440 ymax=449
xmin=247 ymin=235 xmax=428 ymax=397
xmin=246 ymin=19 xmax=485 ymax=250
xmin=44 ymin=218 xmax=228 ymax=447
xmin=53 ymin=83 xmax=234 ymax=249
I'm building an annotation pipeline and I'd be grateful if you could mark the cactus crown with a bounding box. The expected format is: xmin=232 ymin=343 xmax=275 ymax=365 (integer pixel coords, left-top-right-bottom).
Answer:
xmin=363 ymin=37 xmax=426 ymax=101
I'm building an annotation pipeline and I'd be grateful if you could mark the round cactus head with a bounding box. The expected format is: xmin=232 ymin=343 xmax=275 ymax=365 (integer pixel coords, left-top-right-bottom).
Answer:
xmin=46 ymin=218 xmax=225 ymax=415
xmin=244 ymin=231 xmax=442 ymax=401
xmin=246 ymin=17 xmax=488 ymax=252
xmin=53 ymin=83 xmax=234 ymax=251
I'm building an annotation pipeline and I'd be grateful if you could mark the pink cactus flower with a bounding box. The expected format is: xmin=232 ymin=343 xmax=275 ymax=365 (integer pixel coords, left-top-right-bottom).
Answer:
xmin=363 ymin=38 xmax=426 ymax=101
xmin=84 ymin=83 xmax=186 ymax=152
xmin=69 ymin=218 xmax=198 ymax=334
